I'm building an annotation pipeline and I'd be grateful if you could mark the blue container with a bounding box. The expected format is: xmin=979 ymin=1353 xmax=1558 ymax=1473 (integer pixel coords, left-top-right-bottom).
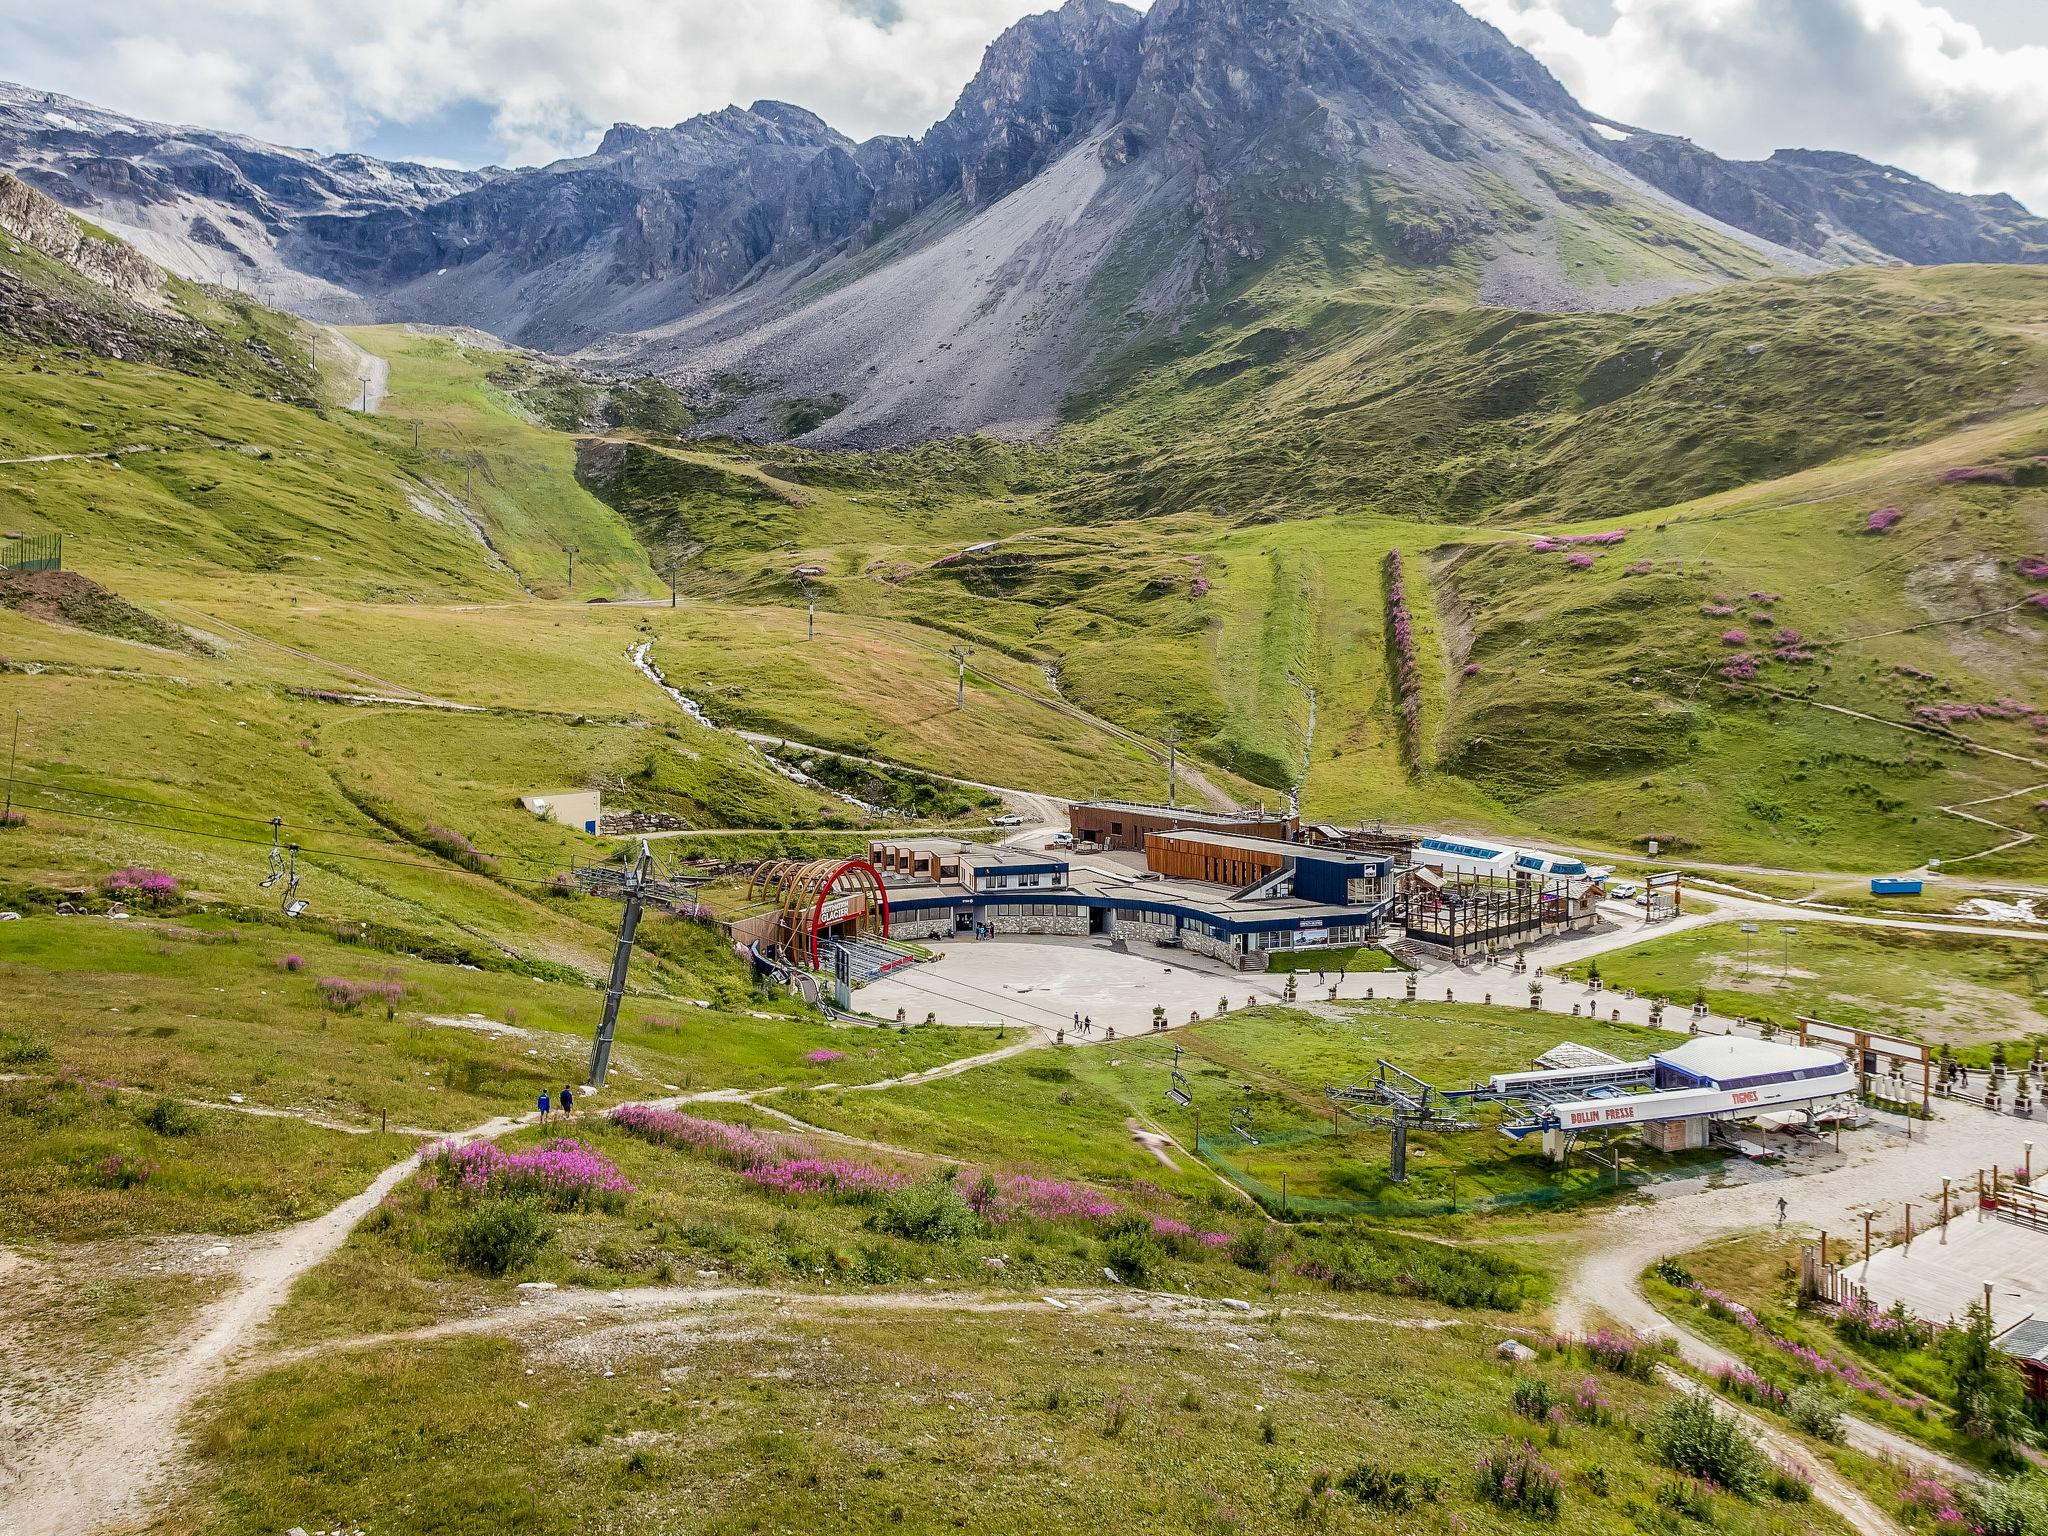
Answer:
xmin=1870 ymin=878 xmax=1923 ymax=896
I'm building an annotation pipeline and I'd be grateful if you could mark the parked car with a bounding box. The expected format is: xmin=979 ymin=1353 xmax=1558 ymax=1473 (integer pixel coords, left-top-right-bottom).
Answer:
xmin=1049 ymin=831 xmax=1074 ymax=847
xmin=991 ymin=813 xmax=1024 ymax=827
xmin=1606 ymin=882 xmax=1638 ymax=900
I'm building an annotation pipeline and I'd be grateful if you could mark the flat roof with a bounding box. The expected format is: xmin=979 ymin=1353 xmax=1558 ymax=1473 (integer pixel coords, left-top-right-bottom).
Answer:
xmin=961 ymin=848 xmax=1065 ymax=868
xmin=879 ymin=854 xmax=1390 ymax=929
xmin=1148 ymin=828 xmax=1382 ymax=864
xmin=1653 ymin=1036 xmax=1845 ymax=1080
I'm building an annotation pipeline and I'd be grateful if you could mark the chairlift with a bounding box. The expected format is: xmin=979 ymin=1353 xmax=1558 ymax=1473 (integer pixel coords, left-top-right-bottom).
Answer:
xmin=258 ymin=817 xmax=286 ymax=889
xmin=279 ymin=842 xmax=307 ymax=917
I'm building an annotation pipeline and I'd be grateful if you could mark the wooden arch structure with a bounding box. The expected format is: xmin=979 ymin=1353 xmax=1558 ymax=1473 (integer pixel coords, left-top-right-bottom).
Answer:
xmin=745 ymin=857 xmax=891 ymax=968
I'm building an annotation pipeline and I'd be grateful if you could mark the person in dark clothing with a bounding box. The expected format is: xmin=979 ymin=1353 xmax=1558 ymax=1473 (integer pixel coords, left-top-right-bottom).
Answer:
xmin=560 ymin=1085 xmax=575 ymax=1120
xmin=537 ymin=1090 xmax=551 ymax=1124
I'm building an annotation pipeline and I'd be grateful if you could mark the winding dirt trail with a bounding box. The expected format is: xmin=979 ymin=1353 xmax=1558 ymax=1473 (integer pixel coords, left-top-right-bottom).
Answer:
xmin=0 ymin=1017 xmax=1054 ymax=1536
xmin=0 ymin=1123 xmax=485 ymax=1536
xmin=251 ymin=1279 xmax=1469 ymax=1372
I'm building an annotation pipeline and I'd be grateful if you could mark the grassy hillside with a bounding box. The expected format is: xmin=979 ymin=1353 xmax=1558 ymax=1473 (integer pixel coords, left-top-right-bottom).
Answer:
xmin=1065 ymin=265 xmax=2048 ymax=527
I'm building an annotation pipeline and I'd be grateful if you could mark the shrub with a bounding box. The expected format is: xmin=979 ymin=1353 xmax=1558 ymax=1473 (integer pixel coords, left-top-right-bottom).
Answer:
xmin=103 ymin=866 xmax=180 ymax=905
xmin=1512 ymin=1377 xmax=1558 ymax=1422
xmin=1835 ymin=1295 xmax=1934 ymax=1351
xmin=420 ymin=1138 xmax=631 ymax=1211
xmin=1865 ymin=506 xmax=1905 ymax=533
xmin=1784 ymin=1384 xmax=1846 ymax=1442
xmin=803 ymin=1048 xmax=846 ymax=1064
xmin=316 ymin=976 xmax=406 ymax=1015
xmin=1648 ymin=1394 xmax=1767 ymax=1498
xmin=137 ymin=1097 xmax=203 ymax=1137
xmin=967 ymin=1173 xmax=1119 ymax=1224
xmin=275 ymin=954 xmax=304 ymax=972
xmin=1570 ymin=1377 xmax=1610 ymax=1425
xmin=1942 ymin=1299 xmax=2030 ymax=1445
xmin=88 ymin=1153 xmax=157 ymax=1189
xmin=1768 ymin=1458 xmax=1814 ymax=1503
xmin=1570 ymin=1327 xmax=1665 ymax=1380
xmin=1294 ymin=1229 xmax=1543 ymax=1310
xmin=448 ymin=1198 xmax=552 ymax=1276
xmin=1336 ymin=1461 xmax=1439 ymax=1510
xmin=1969 ymin=1473 xmax=2048 ymax=1536
xmin=1100 ymin=1222 xmax=1164 ymax=1285
xmin=1229 ymin=1223 xmax=1288 ymax=1272
xmin=1476 ymin=1439 xmax=1562 ymax=1517
xmin=0 ymin=1029 xmax=53 ymax=1067
xmin=1652 ymin=1257 xmax=1694 ymax=1287
xmin=866 ymin=1176 xmax=978 ymax=1243
xmin=743 ymin=1157 xmax=903 ymax=1202
xmin=1102 ymin=1391 xmax=1131 ymax=1438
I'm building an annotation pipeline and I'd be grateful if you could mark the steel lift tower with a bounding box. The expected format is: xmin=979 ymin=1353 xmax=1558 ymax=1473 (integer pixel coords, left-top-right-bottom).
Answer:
xmin=572 ymin=840 xmax=707 ymax=1089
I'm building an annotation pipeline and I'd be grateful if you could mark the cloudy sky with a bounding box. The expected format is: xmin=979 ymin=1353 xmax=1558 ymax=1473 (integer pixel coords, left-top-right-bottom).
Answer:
xmin=1 ymin=0 xmax=2044 ymax=209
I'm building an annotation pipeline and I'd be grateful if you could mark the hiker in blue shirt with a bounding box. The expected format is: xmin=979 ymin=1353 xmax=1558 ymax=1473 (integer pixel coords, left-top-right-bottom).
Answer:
xmin=537 ymin=1089 xmax=551 ymax=1124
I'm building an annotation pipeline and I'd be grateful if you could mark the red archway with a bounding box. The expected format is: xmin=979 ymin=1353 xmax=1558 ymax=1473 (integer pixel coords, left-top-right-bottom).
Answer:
xmin=746 ymin=856 xmax=892 ymax=968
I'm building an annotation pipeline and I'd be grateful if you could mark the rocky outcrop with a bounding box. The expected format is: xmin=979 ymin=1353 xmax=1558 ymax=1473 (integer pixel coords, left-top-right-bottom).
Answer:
xmin=0 ymin=170 xmax=164 ymax=302
xmin=1600 ymin=133 xmax=2048 ymax=266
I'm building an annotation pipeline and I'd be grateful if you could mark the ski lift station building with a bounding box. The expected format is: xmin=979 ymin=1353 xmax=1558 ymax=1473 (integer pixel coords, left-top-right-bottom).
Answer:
xmin=1415 ymin=835 xmax=1606 ymax=884
xmin=1483 ymin=1035 xmax=1858 ymax=1159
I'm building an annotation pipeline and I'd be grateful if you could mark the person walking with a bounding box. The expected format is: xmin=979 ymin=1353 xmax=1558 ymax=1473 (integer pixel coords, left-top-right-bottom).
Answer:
xmin=560 ymin=1085 xmax=575 ymax=1121
xmin=1776 ymin=1196 xmax=1788 ymax=1228
xmin=537 ymin=1089 xmax=551 ymax=1125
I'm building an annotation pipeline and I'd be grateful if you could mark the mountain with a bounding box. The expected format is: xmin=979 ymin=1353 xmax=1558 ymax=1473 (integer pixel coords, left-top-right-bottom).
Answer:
xmin=3 ymin=0 xmax=2045 ymax=446
xmin=1598 ymin=131 xmax=2048 ymax=266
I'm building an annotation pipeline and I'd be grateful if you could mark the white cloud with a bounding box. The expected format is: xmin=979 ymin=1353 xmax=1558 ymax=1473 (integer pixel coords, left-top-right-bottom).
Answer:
xmin=1466 ymin=0 xmax=2048 ymax=211
xmin=0 ymin=0 xmax=1077 ymax=165
xmin=1 ymin=0 xmax=2043 ymax=211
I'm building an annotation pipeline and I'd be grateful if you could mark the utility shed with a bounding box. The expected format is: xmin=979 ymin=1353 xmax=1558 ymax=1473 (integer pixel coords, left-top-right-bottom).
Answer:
xmin=520 ymin=790 xmax=601 ymax=833
xmin=1997 ymin=1319 xmax=2048 ymax=1401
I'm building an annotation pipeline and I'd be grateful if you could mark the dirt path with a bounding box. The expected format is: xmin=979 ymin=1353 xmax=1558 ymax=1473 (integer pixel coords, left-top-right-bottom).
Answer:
xmin=1553 ymin=1098 xmax=2026 ymax=1493
xmin=0 ymin=1018 xmax=1055 ymax=1536
xmin=323 ymin=326 xmax=390 ymax=414
xmin=254 ymin=1278 xmax=1482 ymax=1374
xmin=0 ymin=1107 xmax=542 ymax=1536
xmin=1654 ymin=1362 xmax=1909 ymax=1535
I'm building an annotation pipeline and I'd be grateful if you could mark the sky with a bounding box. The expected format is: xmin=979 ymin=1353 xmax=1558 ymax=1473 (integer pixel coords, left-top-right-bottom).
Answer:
xmin=0 ymin=0 xmax=2044 ymax=210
